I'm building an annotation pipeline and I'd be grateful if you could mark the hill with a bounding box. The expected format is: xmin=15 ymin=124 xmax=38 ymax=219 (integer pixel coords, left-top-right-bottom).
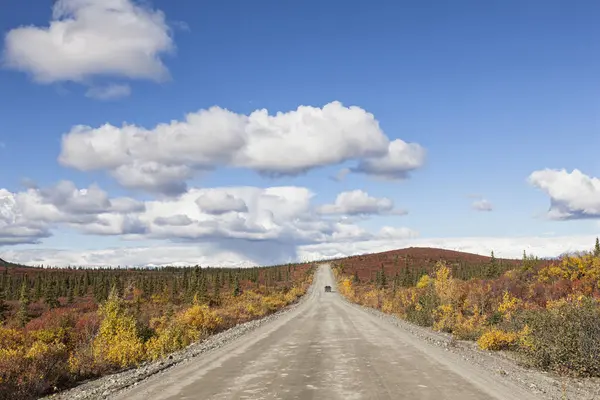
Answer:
xmin=332 ymin=247 xmax=545 ymax=283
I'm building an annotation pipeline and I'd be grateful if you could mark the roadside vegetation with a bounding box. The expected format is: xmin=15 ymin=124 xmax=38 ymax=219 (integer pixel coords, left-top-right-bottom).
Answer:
xmin=0 ymin=261 xmax=315 ymax=399
xmin=333 ymin=240 xmax=600 ymax=378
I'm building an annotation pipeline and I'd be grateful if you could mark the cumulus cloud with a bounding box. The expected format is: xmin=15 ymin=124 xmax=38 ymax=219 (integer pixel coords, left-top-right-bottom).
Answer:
xmin=0 ymin=181 xmax=144 ymax=243
xmin=351 ymin=139 xmax=426 ymax=180
xmin=85 ymin=84 xmax=131 ymax=100
xmin=58 ymin=102 xmax=426 ymax=194
xmin=528 ymin=169 xmax=600 ymax=219
xmin=154 ymin=214 xmax=193 ymax=226
xmin=3 ymin=0 xmax=174 ymax=84
xmin=0 ymin=190 xmax=51 ymax=245
xmin=318 ymin=190 xmax=405 ymax=216
xmin=0 ymin=182 xmax=422 ymax=266
xmin=141 ymin=186 xmax=323 ymax=243
xmin=195 ymin=190 xmax=248 ymax=214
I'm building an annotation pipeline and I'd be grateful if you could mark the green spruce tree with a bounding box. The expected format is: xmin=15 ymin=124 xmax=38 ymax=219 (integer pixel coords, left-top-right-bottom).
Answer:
xmin=17 ymin=279 xmax=30 ymax=327
xmin=0 ymin=288 xmax=9 ymax=322
xmin=44 ymin=281 xmax=60 ymax=309
xmin=232 ymin=275 xmax=241 ymax=297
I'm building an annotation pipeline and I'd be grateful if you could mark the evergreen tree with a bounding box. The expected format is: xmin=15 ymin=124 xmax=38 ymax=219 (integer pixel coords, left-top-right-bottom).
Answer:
xmin=33 ymin=275 xmax=42 ymax=301
xmin=0 ymin=289 xmax=9 ymax=321
xmin=595 ymin=237 xmax=600 ymax=257
xmin=67 ymin=283 xmax=75 ymax=304
xmin=17 ymin=279 xmax=30 ymax=327
xmin=232 ymin=275 xmax=241 ymax=297
xmin=44 ymin=281 xmax=60 ymax=309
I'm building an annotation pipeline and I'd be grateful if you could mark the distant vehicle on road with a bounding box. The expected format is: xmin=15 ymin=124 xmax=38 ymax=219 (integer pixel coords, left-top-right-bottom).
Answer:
xmin=324 ymin=285 xmax=332 ymax=292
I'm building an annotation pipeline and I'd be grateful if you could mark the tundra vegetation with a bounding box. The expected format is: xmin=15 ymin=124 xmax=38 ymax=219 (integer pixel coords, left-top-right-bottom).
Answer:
xmin=333 ymin=240 xmax=600 ymax=378
xmin=0 ymin=261 xmax=315 ymax=399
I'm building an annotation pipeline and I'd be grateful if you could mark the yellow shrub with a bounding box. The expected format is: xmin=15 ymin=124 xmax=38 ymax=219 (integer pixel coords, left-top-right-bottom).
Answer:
xmin=518 ymin=324 xmax=534 ymax=351
xmin=477 ymin=329 xmax=518 ymax=351
xmin=0 ymin=327 xmax=23 ymax=350
xmin=179 ymin=305 xmax=222 ymax=334
xmin=0 ymin=346 xmax=23 ymax=362
xmin=497 ymin=290 xmax=522 ymax=321
xmin=381 ymin=298 xmax=396 ymax=314
xmin=416 ymin=274 xmax=431 ymax=289
xmin=145 ymin=323 xmax=194 ymax=361
xmin=30 ymin=328 xmax=68 ymax=344
xmin=538 ymin=253 xmax=600 ymax=283
xmin=433 ymin=304 xmax=457 ymax=333
xmin=25 ymin=340 xmax=67 ymax=360
xmin=453 ymin=306 xmax=487 ymax=341
xmin=338 ymin=278 xmax=355 ymax=299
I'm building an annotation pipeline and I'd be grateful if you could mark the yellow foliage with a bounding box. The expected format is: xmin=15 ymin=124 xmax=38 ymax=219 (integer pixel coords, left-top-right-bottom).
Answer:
xmin=93 ymin=294 xmax=145 ymax=368
xmin=452 ymin=306 xmax=487 ymax=340
xmin=538 ymin=253 xmax=600 ymax=283
xmin=145 ymin=323 xmax=194 ymax=361
xmin=497 ymin=290 xmax=522 ymax=321
xmin=339 ymin=278 xmax=355 ymax=299
xmin=518 ymin=324 xmax=534 ymax=351
xmin=433 ymin=304 xmax=457 ymax=333
xmin=178 ymin=305 xmax=222 ymax=334
xmin=30 ymin=328 xmax=68 ymax=344
xmin=0 ymin=327 xmax=23 ymax=350
xmin=25 ymin=340 xmax=66 ymax=360
xmin=433 ymin=262 xmax=460 ymax=306
xmin=416 ymin=274 xmax=431 ymax=289
xmin=477 ymin=328 xmax=518 ymax=351
xmin=0 ymin=346 xmax=23 ymax=362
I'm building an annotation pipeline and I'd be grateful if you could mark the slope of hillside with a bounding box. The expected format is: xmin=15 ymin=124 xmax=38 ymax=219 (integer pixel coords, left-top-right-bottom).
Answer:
xmin=332 ymin=246 xmax=546 ymax=284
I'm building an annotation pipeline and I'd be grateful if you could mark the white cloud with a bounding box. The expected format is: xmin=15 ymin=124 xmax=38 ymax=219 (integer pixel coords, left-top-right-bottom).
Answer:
xmin=528 ymin=168 xmax=600 ymax=219
xmin=58 ymin=102 xmax=426 ymax=194
xmin=0 ymin=181 xmax=144 ymax=244
xmin=195 ymin=190 xmax=248 ymax=214
xmin=318 ymin=190 xmax=405 ymax=216
xmin=3 ymin=0 xmax=174 ymax=84
xmin=4 ymin=234 xmax=599 ymax=268
xmin=0 ymin=182 xmax=421 ymax=264
xmin=85 ymin=84 xmax=131 ymax=100
xmin=472 ymin=198 xmax=493 ymax=212
xmin=298 ymin=234 xmax=600 ymax=264
xmin=351 ymin=139 xmax=426 ymax=180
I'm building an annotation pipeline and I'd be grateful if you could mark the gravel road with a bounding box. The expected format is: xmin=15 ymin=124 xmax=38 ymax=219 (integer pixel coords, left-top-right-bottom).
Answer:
xmin=106 ymin=264 xmax=548 ymax=400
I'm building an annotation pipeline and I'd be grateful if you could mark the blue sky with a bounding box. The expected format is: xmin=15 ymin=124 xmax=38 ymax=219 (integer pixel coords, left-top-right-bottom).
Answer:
xmin=1 ymin=0 xmax=599 ymax=266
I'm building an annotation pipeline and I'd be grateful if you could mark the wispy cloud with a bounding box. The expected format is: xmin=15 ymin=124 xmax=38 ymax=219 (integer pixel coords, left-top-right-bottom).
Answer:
xmin=85 ymin=84 xmax=131 ymax=100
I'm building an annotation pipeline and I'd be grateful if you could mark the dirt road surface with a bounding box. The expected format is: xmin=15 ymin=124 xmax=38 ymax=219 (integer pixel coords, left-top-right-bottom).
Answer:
xmin=112 ymin=264 xmax=540 ymax=400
